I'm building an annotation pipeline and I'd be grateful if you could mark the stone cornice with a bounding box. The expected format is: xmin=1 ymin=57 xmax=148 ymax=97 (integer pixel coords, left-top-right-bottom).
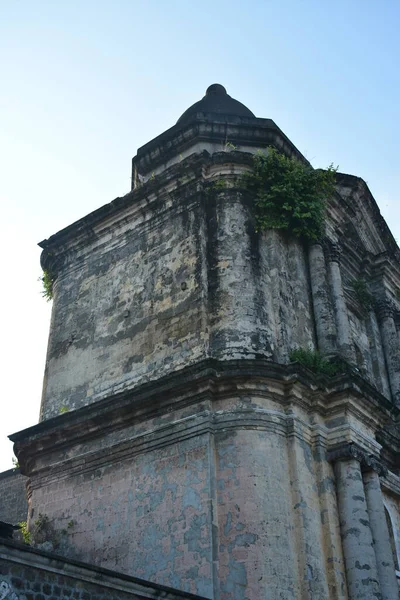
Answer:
xmin=132 ymin=115 xmax=309 ymax=180
xmin=39 ymin=153 xmax=207 ymax=272
xmin=10 ymin=358 xmax=397 ymax=476
xmin=381 ymin=470 xmax=400 ymax=496
xmin=25 ymin=409 xmax=289 ymax=487
xmin=39 ymin=151 xmax=250 ymax=275
xmin=335 ymin=173 xmax=400 ymax=261
xmin=24 ymin=410 xmax=388 ymax=490
xmin=371 ymin=252 xmax=398 ymax=276
xmin=377 ymin=418 xmax=400 ymax=468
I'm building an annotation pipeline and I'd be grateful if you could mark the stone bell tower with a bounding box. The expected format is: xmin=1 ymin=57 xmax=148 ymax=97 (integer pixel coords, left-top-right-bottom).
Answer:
xmin=11 ymin=84 xmax=400 ymax=600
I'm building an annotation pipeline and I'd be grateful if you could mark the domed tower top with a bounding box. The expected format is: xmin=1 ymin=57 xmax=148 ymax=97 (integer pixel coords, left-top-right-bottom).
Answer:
xmin=177 ymin=83 xmax=255 ymax=125
xmin=132 ymin=83 xmax=307 ymax=186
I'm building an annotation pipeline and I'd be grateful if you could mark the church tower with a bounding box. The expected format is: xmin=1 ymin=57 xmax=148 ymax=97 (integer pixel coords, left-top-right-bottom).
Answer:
xmin=11 ymin=85 xmax=400 ymax=600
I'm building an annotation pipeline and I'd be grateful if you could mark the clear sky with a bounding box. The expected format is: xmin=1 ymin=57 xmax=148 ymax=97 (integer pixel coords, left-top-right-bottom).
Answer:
xmin=1 ymin=0 xmax=399 ymax=471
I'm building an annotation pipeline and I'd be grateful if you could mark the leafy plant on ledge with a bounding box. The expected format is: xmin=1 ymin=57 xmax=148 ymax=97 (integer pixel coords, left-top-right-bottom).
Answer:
xmin=289 ymin=347 xmax=344 ymax=377
xmin=242 ymin=148 xmax=337 ymax=242
xmin=18 ymin=521 xmax=32 ymax=545
xmin=39 ymin=269 xmax=54 ymax=301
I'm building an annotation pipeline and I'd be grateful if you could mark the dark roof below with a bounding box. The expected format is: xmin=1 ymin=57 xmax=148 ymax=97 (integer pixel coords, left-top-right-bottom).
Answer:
xmin=177 ymin=83 xmax=255 ymax=124
xmin=0 ymin=521 xmax=20 ymax=538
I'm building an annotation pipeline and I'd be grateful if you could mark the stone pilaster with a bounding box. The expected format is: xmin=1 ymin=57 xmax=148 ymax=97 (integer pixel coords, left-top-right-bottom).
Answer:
xmin=362 ymin=463 xmax=398 ymax=600
xmin=313 ymin=443 xmax=348 ymax=600
xmin=287 ymin=428 xmax=330 ymax=599
xmin=328 ymin=444 xmax=381 ymax=600
xmin=376 ymin=300 xmax=400 ymax=405
xmin=365 ymin=308 xmax=391 ymax=398
xmin=308 ymin=243 xmax=336 ymax=354
xmin=326 ymin=243 xmax=354 ymax=362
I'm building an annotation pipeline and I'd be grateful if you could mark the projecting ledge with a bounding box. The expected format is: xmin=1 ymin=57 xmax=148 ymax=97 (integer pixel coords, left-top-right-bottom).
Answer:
xmin=9 ymin=358 xmax=397 ymax=475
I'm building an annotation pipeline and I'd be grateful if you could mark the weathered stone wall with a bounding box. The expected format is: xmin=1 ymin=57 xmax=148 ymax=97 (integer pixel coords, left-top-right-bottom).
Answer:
xmin=28 ymin=431 xmax=215 ymax=598
xmin=206 ymin=188 xmax=316 ymax=364
xmin=39 ymin=153 xmax=321 ymax=420
xmin=215 ymin=428 xmax=300 ymax=598
xmin=257 ymin=229 xmax=315 ymax=362
xmin=0 ymin=470 xmax=28 ymax=524
xmin=41 ymin=179 xmax=209 ymax=419
xmin=0 ymin=540 xmax=207 ymax=600
xmin=39 ymin=157 xmax=400 ymax=425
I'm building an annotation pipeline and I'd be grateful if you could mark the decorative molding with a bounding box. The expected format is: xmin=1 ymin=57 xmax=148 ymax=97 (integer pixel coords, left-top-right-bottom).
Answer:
xmin=11 ymin=358 xmax=397 ymax=478
xmin=376 ymin=298 xmax=394 ymax=322
xmin=327 ymin=442 xmax=388 ymax=476
xmin=324 ymin=240 xmax=341 ymax=264
xmin=327 ymin=442 xmax=365 ymax=463
xmin=362 ymin=454 xmax=388 ymax=477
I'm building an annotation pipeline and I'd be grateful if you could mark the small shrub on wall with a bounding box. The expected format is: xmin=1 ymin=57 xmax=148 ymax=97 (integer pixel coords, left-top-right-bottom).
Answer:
xmin=289 ymin=347 xmax=344 ymax=377
xmin=39 ymin=269 xmax=54 ymax=301
xmin=242 ymin=148 xmax=337 ymax=242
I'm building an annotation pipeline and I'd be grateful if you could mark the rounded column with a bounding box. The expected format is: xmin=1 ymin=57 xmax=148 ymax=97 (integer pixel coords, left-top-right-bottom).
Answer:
xmin=376 ymin=300 xmax=400 ymax=406
xmin=308 ymin=243 xmax=336 ymax=354
xmin=363 ymin=463 xmax=398 ymax=600
xmin=329 ymin=445 xmax=381 ymax=600
xmin=326 ymin=243 xmax=354 ymax=362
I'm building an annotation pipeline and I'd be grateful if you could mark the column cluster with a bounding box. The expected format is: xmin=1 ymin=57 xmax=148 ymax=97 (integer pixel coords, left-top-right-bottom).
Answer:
xmin=309 ymin=239 xmax=400 ymax=406
xmin=308 ymin=240 xmax=355 ymax=363
xmin=376 ymin=299 xmax=400 ymax=406
xmin=308 ymin=243 xmax=336 ymax=355
xmin=328 ymin=443 xmax=398 ymax=600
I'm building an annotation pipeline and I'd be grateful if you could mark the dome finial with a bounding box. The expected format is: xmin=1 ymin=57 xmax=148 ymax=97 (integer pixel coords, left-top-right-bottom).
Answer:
xmin=206 ymin=84 xmax=227 ymax=96
xmin=177 ymin=84 xmax=255 ymax=124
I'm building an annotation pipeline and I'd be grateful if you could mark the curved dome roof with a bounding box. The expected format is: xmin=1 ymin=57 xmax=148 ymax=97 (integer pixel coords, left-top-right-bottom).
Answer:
xmin=177 ymin=84 xmax=255 ymax=125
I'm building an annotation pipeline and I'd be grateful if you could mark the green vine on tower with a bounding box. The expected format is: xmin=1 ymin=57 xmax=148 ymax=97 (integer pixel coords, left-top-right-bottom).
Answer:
xmin=242 ymin=148 xmax=337 ymax=241
xmin=39 ymin=269 xmax=54 ymax=301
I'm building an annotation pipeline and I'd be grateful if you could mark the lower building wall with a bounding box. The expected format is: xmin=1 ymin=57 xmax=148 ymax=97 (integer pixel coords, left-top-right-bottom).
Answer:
xmin=24 ymin=402 xmax=349 ymax=599
xmin=29 ymin=433 xmax=215 ymax=598
xmin=13 ymin=366 xmax=400 ymax=600
xmin=0 ymin=470 xmax=28 ymax=524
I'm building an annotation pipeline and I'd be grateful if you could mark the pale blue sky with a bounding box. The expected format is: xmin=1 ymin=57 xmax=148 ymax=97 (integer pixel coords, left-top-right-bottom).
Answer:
xmin=1 ymin=0 xmax=399 ymax=470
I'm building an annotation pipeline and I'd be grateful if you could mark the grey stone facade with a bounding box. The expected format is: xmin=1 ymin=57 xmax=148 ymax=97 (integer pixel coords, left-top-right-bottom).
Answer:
xmin=5 ymin=84 xmax=400 ymax=599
